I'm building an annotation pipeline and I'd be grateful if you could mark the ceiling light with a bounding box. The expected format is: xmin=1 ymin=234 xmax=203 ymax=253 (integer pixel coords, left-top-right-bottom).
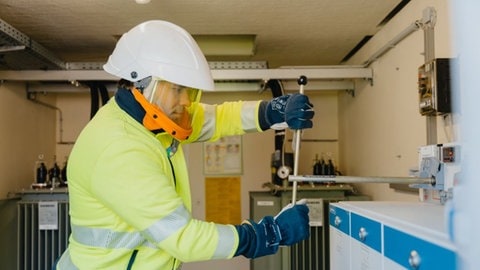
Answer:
xmin=135 ymin=0 xmax=151 ymax=4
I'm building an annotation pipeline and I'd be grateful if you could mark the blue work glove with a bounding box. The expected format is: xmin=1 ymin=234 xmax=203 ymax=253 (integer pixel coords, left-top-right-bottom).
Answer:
xmin=259 ymin=94 xmax=314 ymax=130
xmin=234 ymin=216 xmax=281 ymax=259
xmin=234 ymin=199 xmax=310 ymax=259
xmin=275 ymin=199 xmax=310 ymax=245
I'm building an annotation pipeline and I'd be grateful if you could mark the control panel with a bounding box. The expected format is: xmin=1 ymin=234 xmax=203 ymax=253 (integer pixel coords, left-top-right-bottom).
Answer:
xmin=418 ymin=58 xmax=452 ymax=115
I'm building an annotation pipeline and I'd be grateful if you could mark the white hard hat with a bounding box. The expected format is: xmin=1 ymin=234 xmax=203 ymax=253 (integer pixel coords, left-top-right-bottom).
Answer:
xmin=103 ymin=20 xmax=214 ymax=91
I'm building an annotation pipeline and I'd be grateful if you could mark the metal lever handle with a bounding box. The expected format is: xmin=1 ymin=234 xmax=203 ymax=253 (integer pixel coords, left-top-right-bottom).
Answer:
xmin=334 ymin=216 xmax=342 ymax=227
xmin=292 ymin=75 xmax=307 ymax=205
xmin=408 ymin=250 xmax=421 ymax=269
xmin=358 ymin=227 xmax=368 ymax=241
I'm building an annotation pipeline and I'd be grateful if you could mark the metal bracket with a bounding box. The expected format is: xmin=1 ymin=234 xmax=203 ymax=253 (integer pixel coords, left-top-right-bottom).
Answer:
xmin=420 ymin=7 xmax=437 ymax=29
xmin=25 ymin=84 xmax=48 ymax=100
xmin=366 ymin=77 xmax=374 ymax=87
xmin=26 ymin=86 xmax=37 ymax=101
xmin=346 ymin=89 xmax=355 ymax=97
xmin=0 ymin=45 xmax=25 ymax=53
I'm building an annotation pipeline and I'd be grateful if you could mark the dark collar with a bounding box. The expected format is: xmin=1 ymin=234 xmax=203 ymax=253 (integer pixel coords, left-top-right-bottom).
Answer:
xmin=115 ymin=88 xmax=164 ymax=134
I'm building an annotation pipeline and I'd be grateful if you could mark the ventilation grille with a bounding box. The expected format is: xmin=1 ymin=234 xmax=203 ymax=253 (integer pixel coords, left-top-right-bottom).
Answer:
xmin=17 ymin=200 xmax=70 ymax=270
xmin=291 ymin=225 xmax=324 ymax=270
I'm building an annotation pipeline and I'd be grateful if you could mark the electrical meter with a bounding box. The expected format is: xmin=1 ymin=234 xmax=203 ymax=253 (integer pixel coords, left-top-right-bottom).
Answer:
xmin=418 ymin=58 xmax=452 ymax=115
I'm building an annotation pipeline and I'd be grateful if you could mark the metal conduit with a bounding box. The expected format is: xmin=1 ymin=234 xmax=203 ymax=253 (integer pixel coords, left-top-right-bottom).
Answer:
xmin=362 ymin=21 xmax=422 ymax=67
xmin=26 ymin=87 xmax=75 ymax=145
xmin=362 ymin=7 xmax=437 ymax=68
xmin=289 ymin=175 xmax=434 ymax=185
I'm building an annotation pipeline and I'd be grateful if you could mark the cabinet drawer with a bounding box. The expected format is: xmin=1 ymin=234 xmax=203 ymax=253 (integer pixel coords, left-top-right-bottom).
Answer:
xmin=351 ymin=213 xmax=382 ymax=253
xmin=384 ymin=226 xmax=456 ymax=269
xmin=329 ymin=205 xmax=349 ymax=235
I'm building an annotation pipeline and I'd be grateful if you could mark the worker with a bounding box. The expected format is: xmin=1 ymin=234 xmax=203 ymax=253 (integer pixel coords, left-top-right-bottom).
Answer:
xmin=55 ymin=20 xmax=314 ymax=269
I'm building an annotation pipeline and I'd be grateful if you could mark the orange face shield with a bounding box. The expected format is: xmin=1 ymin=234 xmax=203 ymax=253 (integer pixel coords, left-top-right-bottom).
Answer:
xmin=131 ymin=79 xmax=201 ymax=141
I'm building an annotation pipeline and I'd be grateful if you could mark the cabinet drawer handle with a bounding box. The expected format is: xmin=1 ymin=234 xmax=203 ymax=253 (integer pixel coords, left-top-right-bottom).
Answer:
xmin=334 ymin=216 xmax=342 ymax=227
xmin=358 ymin=227 xmax=368 ymax=241
xmin=408 ymin=250 xmax=421 ymax=269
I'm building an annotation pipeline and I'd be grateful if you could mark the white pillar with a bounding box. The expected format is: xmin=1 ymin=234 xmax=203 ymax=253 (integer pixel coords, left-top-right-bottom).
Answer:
xmin=450 ymin=1 xmax=480 ymax=269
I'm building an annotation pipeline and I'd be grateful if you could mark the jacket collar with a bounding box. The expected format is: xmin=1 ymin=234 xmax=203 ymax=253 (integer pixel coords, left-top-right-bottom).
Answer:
xmin=115 ymin=87 xmax=163 ymax=134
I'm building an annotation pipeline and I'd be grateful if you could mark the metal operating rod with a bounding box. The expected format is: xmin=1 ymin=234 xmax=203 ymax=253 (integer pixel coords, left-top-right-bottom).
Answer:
xmin=292 ymin=75 xmax=307 ymax=205
xmin=289 ymin=175 xmax=435 ymax=185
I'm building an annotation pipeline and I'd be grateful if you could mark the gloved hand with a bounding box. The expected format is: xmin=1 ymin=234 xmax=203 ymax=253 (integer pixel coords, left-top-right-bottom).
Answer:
xmin=234 ymin=199 xmax=310 ymax=259
xmin=275 ymin=199 xmax=310 ymax=245
xmin=234 ymin=216 xmax=281 ymax=259
xmin=259 ymin=94 xmax=314 ymax=130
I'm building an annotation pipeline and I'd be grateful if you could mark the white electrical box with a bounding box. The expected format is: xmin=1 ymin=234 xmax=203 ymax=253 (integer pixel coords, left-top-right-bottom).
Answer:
xmin=329 ymin=201 xmax=457 ymax=270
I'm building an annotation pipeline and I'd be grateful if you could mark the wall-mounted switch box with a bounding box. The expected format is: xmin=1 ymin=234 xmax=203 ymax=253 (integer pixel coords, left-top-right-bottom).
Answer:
xmin=418 ymin=58 xmax=452 ymax=115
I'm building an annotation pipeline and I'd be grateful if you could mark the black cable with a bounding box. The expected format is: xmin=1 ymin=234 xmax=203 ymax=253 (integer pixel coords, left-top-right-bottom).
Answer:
xmin=89 ymin=82 xmax=99 ymax=119
xmin=99 ymin=83 xmax=110 ymax=105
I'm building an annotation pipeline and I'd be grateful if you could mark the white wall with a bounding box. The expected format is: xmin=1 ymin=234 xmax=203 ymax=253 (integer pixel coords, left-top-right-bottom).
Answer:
xmin=54 ymin=93 xmax=91 ymax=163
xmin=450 ymin=1 xmax=480 ymax=269
xmin=0 ymin=82 xmax=57 ymax=197
xmin=0 ymin=82 xmax=58 ymax=269
xmin=339 ymin=0 xmax=454 ymax=201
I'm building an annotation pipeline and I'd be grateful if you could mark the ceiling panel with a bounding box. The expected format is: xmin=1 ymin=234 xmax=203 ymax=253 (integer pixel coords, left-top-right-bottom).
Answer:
xmin=0 ymin=0 xmax=404 ymax=70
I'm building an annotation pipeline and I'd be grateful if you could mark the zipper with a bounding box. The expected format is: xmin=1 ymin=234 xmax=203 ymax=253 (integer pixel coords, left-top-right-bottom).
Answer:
xmin=172 ymin=258 xmax=183 ymax=270
xmin=167 ymin=139 xmax=178 ymax=186
xmin=126 ymin=250 xmax=138 ymax=270
xmin=167 ymin=156 xmax=177 ymax=186
xmin=168 ymin=140 xmax=179 ymax=269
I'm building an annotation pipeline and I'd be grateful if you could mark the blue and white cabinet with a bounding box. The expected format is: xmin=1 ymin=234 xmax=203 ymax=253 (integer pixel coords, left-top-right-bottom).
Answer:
xmin=329 ymin=201 xmax=457 ymax=270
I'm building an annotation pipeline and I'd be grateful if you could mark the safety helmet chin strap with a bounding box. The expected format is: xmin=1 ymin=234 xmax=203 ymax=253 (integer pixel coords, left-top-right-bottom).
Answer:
xmin=131 ymin=88 xmax=193 ymax=141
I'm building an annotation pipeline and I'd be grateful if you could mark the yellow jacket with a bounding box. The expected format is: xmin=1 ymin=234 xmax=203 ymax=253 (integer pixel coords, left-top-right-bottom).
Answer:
xmin=57 ymin=91 xmax=263 ymax=269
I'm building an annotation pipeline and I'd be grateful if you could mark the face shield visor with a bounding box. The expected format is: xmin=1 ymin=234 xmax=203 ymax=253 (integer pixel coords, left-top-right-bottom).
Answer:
xmin=144 ymin=77 xmax=201 ymax=122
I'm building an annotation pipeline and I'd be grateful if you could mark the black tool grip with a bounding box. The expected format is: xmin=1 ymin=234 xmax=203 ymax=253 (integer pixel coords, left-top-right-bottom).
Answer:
xmin=297 ymin=75 xmax=307 ymax=85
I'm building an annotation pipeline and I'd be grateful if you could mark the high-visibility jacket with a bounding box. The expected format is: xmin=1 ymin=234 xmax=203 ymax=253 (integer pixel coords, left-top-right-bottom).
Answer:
xmin=57 ymin=91 xmax=263 ymax=269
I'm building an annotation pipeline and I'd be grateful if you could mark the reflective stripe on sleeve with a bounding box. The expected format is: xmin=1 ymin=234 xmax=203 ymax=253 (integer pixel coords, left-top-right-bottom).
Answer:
xmin=195 ymin=104 xmax=216 ymax=142
xmin=57 ymin=249 xmax=79 ymax=270
xmin=72 ymin=224 xmax=157 ymax=249
xmin=71 ymin=205 xmax=190 ymax=249
xmin=143 ymin=204 xmax=191 ymax=243
xmin=212 ymin=224 xmax=237 ymax=259
xmin=241 ymin=101 xmax=261 ymax=132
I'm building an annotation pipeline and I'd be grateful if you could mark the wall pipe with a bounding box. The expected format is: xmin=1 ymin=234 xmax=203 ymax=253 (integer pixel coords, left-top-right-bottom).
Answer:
xmin=25 ymin=86 xmax=74 ymax=145
xmin=362 ymin=21 xmax=422 ymax=67
xmin=362 ymin=7 xmax=437 ymax=68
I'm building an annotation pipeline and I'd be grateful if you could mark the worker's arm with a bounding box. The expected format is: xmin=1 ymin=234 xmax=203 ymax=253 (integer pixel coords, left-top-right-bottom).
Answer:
xmin=186 ymin=94 xmax=314 ymax=143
